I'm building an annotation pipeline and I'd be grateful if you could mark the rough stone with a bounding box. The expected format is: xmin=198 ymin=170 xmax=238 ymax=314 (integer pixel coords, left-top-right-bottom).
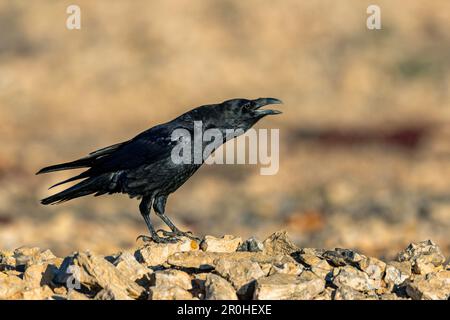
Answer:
xmin=55 ymin=251 xmax=144 ymax=299
xmin=95 ymin=285 xmax=134 ymax=300
xmin=149 ymin=285 xmax=193 ymax=300
xmin=379 ymin=292 xmax=408 ymax=300
xmin=405 ymin=270 xmax=450 ymax=300
xmin=23 ymin=263 xmax=58 ymax=289
xmin=254 ymin=271 xmax=325 ymax=300
xmin=214 ymin=258 xmax=265 ymax=297
xmin=238 ymin=237 xmax=264 ymax=252
xmin=21 ymin=285 xmax=54 ymax=300
xmin=384 ymin=261 xmax=412 ymax=286
xmin=357 ymin=257 xmax=386 ymax=290
xmin=0 ymin=233 xmax=448 ymax=300
xmin=297 ymin=253 xmax=323 ymax=267
xmin=167 ymin=251 xmax=294 ymax=270
xmin=135 ymin=237 xmax=199 ymax=267
xmin=150 ymin=269 xmax=192 ymax=290
xmin=323 ymin=248 xmax=364 ymax=267
xmin=332 ymin=265 xmax=373 ymax=292
xmin=200 ymin=235 xmax=242 ymax=253
xmin=333 ymin=285 xmax=378 ymax=300
xmin=310 ymin=259 xmax=333 ymax=279
xmin=262 ymin=231 xmax=299 ymax=256
xmin=268 ymin=261 xmax=303 ymax=276
xmin=0 ymin=250 xmax=16 ymax=270
xmin=313 ymin=287 xmax=334 ymax=300
xmin=13 ymin=247 xmax=57 ymax=269
xmin=0 ymin=274 xmax=24 ymax=299
xmin=113 ymin=251 xmax=151 ymax=282
xmin=204 ymin=274 xmax=238 ymax=300
xmin=397 ymin=240 xmax=445 ymax=275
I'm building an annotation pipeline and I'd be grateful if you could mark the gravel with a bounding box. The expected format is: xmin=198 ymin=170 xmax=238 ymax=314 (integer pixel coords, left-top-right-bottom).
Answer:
xmin=0 ymin=231 xmax=448 ymax=300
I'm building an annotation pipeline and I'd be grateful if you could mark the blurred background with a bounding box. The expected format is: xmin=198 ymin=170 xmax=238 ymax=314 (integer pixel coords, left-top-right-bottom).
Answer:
xmin=0 ymin=0 xmax=449 ymax=259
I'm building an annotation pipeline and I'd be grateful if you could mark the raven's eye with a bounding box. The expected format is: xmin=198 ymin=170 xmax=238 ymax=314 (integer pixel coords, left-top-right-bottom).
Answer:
xmin=242 ymin=102 xmax=252 ymax=111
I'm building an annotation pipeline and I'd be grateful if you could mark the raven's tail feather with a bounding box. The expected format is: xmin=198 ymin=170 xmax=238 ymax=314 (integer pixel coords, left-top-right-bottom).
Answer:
xmin=41 ymin=176 xmax=109 ymax=205
xmin=36 ymin=142 xmax=125 ymax=175
xmin=48 ymin=172 xmax=89 ymax=189
xmin=36 ymin=158 xmax=93 ymax=175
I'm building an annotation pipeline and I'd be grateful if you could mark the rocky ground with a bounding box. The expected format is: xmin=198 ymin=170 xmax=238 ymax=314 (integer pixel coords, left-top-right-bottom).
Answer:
xmin=0 ymin=231 xmax=449 ymax=300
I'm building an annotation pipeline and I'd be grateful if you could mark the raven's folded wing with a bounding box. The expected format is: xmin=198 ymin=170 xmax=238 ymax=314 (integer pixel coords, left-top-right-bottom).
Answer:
xmin=36 ymin=125 xmax=176 ymax=188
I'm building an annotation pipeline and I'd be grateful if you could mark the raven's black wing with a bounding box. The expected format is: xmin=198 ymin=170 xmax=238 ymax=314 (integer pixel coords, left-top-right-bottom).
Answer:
xmin=37 ymin=124 xmax=176 ymax=188
xmin=88 ymin=125 xmax=176 ymax=175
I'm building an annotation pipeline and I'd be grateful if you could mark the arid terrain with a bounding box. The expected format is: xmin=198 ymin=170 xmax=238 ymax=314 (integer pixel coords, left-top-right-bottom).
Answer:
xmin=1 ymin=232 xmax=449 ymax=300
xmin=0 ymin=1 xmax=449 ymax=260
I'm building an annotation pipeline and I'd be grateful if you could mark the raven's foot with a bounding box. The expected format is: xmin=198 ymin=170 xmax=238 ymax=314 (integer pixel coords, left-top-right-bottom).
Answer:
xmin=157 ymin=229 xmax=201 ymax=242
xmin=136 ymin=234 xmax=178 ymax=244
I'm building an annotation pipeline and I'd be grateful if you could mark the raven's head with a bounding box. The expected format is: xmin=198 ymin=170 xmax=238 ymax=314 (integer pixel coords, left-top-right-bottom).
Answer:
xmin=175 ymin=97 xmax=282 ymax=139
xmin=170 ymin=97 xmax=282 ymax=159
xmin=200 ymin=97 xmax=283 ymax=133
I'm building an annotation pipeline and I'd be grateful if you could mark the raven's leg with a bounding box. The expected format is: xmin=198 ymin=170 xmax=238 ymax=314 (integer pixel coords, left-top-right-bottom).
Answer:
xmin=153 ymin=195 xmax=201 ymax=241
xmin=136 ymin=196 xmax=177 ymax=244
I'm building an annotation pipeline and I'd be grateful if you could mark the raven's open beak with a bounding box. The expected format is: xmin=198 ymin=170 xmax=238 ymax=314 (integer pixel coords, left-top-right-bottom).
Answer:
xmin=252 ymin=97 xmax=283 ymax=116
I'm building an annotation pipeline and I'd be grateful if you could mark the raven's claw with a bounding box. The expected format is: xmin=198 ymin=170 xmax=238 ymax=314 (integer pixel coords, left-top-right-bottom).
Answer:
xmin=156 ymin=229 xmax=201 ymax=241
xmin=136 ymin=234 xmax=178 ymax=244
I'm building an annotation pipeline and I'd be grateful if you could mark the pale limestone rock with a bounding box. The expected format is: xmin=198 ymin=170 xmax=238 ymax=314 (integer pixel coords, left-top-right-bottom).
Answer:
xmin=333 ymin=285 xmax=378 ymax=300
xmin=268 ymin=262 xmax=303 ymax=276
xmin=95 ymin=285 xmax=134 ymax=300
xmin=204 ymin=274 xmax=238 ymax=300
xmin=379 ymin=293 xmax=408 ymax=300
xmin=167 ymin=251 xmax=294 ymax=270
xmin=167 ymin=251 xmax=216 ymax=270
xmin=150 ymin=269 xmax=192 ymax=290
xmin=0 ymin=250 xmax=15 ymax=269
xmin=262 ymin=231 xmax=299 ymax=256
xmin=313 ymin=287 xmax=334 ymax=300
xmin=310 ymin=259 xmax=333 ymax=279
xmin=23 ymin=263 xmax=58 ymax=289
xmin=135 ymin=237 xmax=199 ymax=267
xmin=149 ymin=285 xmax=193 ymax=300
xmin=21 ymin=285 xmax=54 ymax=300
xmin=13 ymin=247 xmax=56 ymax=268
xmin=332 ymin=265 xmax=373 ymax=292
xmin=357 ymin=257 xmax=386 ymax=290
xmin=200 ymin=235 xmax=242 ymax=253
xmin=297 ymin=253 xmax=323 ymax=267
xmin=259 ymin=263 xmax=273 ymax=275
xmin=254 ymin=271 xmax=325 ymax=300
xmin=294 ymin=249 xmax=333 ymax=279
xmin=384 ymin=261 xmax=412 ymax=286
xmin=214 ymin=258 xmax=265 ymax=297
xmin=55 ymin=251 xmax=144 ymax=299
xmin=406 ymin=270 xmax=450 ymax=300
xmin=397 ymin=240 xmax=446 ymax=275
xmin=0 ymin=274 xmax=24 ymax=299
xmin=113 ymin=251 xmax=151 ymax=282
xmin=300 ymin=248 xmax=326 ymax=256
xmin=53 ymin=286 xmax=67 ymax=296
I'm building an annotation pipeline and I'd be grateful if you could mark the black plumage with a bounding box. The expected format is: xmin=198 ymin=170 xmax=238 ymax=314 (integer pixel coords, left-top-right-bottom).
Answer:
xmin=37 ymin=97 xmax=282 ymax=242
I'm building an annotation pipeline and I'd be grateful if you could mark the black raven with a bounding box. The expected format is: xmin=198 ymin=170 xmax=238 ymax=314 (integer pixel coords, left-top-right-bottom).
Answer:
xmin=37 ymin=98 xmax=282 ymax=243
